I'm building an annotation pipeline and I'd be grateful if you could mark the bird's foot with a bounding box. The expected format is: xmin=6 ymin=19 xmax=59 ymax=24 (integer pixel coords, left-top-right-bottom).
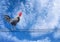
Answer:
xmin=11 ymin=27 xmax=16 ymax=31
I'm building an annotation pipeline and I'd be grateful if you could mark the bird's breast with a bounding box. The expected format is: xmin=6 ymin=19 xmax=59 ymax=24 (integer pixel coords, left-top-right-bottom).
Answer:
xmin=10 ymin=17 xmax=20 ymax=26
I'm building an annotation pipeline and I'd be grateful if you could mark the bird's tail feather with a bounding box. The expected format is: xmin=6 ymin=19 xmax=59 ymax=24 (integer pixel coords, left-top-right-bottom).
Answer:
xmin=4 ymin=15 xmax=11 ymax=22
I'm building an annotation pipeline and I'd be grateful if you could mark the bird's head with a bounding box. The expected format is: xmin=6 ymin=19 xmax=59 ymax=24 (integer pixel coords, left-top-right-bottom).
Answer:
xmin=18 ymin=12 xmax=22 ymax=17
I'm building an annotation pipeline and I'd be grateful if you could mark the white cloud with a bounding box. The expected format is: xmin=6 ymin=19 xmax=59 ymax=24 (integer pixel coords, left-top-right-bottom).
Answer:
xmin=13 ymin=37 xmax=51 ymax=42
xmin=53 ymin=29 xmax=60 ymax=39
xmin=52 ymin=0 xmax=60 ymax=39
xmin=0 ymin=0 xmax=60 ymax=42
xmin=22 ymin=37 xmax=51 ymax=42
xmin=39 ymin=0 xmax=49 ymax=7
xmin=29 ymin=0 xmax=59 ymax=38
xmin=16 ymin=1 xmax=37 ymax=29
xmin=0 ymin=32 xmax=21 ymax=42
xmin=0 ymin=32 xmax=51 ymax=42
xmin=37 ymin=37 xmax=51 ymax=42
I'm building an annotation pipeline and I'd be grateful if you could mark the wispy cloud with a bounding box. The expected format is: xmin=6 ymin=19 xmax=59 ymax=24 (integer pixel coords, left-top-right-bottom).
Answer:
xmin=0 ymin=33 xmax=51 ymax=42
xmin=0 ymin=0 xmax=60 ymax=42
xmin=29 ymin=0 xmax=59 ymax=38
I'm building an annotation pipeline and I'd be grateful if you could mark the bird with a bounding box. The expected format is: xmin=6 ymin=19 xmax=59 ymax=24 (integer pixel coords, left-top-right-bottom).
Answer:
xmin=4 ymin=12 xmax=22 ymax=30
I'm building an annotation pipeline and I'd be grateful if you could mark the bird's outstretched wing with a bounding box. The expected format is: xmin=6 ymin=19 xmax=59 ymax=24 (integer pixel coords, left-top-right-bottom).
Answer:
xmin=4 ymin=15 xmax=11 ymax=22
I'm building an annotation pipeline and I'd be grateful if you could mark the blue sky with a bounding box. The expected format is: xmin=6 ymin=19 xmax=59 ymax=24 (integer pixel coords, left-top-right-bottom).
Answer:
xmin=0 ymin=0 xmax=60 ymax=42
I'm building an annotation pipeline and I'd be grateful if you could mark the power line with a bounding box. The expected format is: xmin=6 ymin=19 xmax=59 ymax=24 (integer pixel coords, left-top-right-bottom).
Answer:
xmin=0 ymin=29 xmax=56 ymax=32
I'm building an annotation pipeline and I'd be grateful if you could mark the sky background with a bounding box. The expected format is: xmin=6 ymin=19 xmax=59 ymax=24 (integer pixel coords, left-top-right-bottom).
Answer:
xmin=0 ymin=0 xmax=60 ymax=42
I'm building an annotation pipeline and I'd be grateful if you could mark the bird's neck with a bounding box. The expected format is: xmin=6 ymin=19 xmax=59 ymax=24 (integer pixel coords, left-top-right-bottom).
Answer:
xmin=17 ymin=17 xmax=20 ymax=22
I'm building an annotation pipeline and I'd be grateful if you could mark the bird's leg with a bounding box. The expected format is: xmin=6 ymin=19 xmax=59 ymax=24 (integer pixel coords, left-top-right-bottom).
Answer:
xmin=13 ymin=26 xmax=16 ymax=30
xmin=11 ymin=26 xmax=16 ymax=31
